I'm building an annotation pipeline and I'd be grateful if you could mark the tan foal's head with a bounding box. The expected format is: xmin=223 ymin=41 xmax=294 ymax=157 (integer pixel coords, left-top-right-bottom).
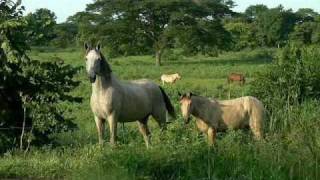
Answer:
xmin=179 ymin=92 xmax=193 ymax=124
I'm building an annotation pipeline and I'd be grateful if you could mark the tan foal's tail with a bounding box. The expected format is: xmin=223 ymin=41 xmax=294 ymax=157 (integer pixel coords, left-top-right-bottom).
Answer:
xmin=159 ymin=86 xmax=176 ymax=118
xmin=249 ymin=97 xmax=265 ymax=139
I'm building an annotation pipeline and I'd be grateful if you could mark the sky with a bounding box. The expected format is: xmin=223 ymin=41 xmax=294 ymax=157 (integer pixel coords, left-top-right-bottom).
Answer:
xmin=22 ymin=0 xmax=93 ymax=23
xmin=21 ymin=0 xmax=320 ymax=23
xmin=233 ymin=0 xmax=320 ymax=13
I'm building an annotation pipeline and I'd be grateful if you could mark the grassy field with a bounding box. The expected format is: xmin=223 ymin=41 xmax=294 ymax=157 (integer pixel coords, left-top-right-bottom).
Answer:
xmin=0 ymin=48 xmax=318 ymax=179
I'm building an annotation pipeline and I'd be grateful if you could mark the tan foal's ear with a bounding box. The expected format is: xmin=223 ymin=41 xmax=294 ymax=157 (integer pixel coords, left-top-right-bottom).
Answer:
xmin=178 ymin=92 xmax=183 ymax=100
xmin=84 ymin=42 xmax=90 ymax=51
xmin=186 ymin=92 xmax=192 ymax=98
xmin=178 ymin=92 xmax=186 ymax=101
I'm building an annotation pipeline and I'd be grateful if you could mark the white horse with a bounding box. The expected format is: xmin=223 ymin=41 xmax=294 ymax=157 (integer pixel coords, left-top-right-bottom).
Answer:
xmin=179 ymin=92 xmax=265 ymax=145
xmin=161 ymin=73 xmax=181 ymax=85
xmin=84 ymin=43 xmax=176 ymax=147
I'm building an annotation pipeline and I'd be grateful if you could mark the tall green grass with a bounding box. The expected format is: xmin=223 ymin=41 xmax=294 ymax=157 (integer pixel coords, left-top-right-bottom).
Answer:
xmin=0 ymin=48 xmax=319 ymax=179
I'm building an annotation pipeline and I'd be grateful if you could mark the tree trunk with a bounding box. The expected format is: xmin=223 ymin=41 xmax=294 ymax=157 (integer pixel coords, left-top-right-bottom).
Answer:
xmin=155 ymin=49 xmax=162 ymax=66
xmin=20 ymin=105 xmax=26 ymax=150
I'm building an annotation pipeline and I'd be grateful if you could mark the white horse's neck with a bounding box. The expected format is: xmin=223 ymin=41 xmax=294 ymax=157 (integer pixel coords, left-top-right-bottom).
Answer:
xmin=91 ymin=57 xmax=120 ymax=94
xmin=92 ymin=73 xmax=119 ymax=94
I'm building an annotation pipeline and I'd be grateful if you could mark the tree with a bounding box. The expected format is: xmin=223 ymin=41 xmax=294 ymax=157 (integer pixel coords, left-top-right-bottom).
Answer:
xmin=25 ymin=8 xmax=57 ymax=45
xmin=51 ymin=23 xmax=78 ymax=48
xmin=67 ymin=11 xmax=99 ymax=47
xmin=81 ymin=0 xmax=233 ymax=65
xmin=290 ymin=22 xmax=316 ymax=45
xmin=311 ymin=19 xmax=320 ymax=44
xmin=224 ymin=17 xmax=258 ymax=50
xmin=254 ymin=6 xmax=297 ymax=47
xmin=245 ymin=4 xmax=268 ymax=20
xmin=0 ymin=0 xmax=81 ymax=152
xmin=289 ymin=8 xmax=319 ymax=45
xmin=172 ymin=5 xmax=233 ymax=56
xmin=296 ymin=8 xmax=319 ymax=22
xmin=67 ymin=8 xmax=153 ymax=57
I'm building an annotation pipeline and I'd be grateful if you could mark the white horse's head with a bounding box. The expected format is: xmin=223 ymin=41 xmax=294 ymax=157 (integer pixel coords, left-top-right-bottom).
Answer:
xmin=178 ymin=92 xmax=193 ymax=124
xmin=84 ymin=43 xmax=111 ymax=83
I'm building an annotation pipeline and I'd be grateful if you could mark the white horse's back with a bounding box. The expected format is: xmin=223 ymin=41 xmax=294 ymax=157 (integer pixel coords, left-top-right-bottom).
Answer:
xmin=119 ymin=79 xmax=165 ymax=122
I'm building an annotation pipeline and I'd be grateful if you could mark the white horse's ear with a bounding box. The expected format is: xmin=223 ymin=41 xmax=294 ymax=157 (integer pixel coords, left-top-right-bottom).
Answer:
xmin=84 ymin=42 xmax=90 ymax=51
xmin=96 ymin=43 xmax=101 ymax=51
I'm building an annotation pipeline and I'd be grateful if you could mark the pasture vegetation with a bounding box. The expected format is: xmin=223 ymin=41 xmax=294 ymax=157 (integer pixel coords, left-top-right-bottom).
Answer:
xmin=0 ymin=47 xmax=319 ymax=179
xmin=1 ymin=1 xmax=320 ymax=179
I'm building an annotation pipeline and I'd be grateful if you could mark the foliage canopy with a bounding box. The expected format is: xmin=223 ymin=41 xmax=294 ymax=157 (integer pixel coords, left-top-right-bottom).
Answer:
xmin=72 ymin=0 xmax=233 ymax=65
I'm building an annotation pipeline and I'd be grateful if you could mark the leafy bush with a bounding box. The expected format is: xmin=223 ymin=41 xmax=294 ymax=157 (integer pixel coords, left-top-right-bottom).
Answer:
xmin=250 ymin=44 xmax=320 ymax=132
xmin=0 ymin=0 xmax=81 ymax=152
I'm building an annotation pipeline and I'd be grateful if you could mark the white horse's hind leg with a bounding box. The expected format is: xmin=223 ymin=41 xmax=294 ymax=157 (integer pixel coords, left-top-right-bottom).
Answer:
xmin=138 ymin=118 xmax=151 ymax=148
xmin=94 ymin=116 xmax=105 ymax=145
xmin=107 ymin=113 xmax=118 ymax=145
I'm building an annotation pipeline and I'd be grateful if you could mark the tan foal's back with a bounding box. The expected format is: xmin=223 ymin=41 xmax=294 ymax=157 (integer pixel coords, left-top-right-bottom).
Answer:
xmin=214 ymin=97 xmax=251 ymax=130
xmin=180 ymin=93 xmax=264 ymax=145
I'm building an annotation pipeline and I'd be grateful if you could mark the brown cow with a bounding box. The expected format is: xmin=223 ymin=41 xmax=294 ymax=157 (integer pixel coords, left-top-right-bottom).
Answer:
xmin=227 ymin=73 xmax=245 ymax=85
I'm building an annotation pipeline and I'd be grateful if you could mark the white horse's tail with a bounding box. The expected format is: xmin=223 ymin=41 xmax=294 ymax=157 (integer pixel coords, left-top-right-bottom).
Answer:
xmin=159 ymin=86 xmax=176 ymax=118
xmin=248 ymin=97 xmax=265 ymax=139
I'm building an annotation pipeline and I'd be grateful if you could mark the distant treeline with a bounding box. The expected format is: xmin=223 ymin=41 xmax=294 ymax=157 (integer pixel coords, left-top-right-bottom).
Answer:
xmin=28 ymin=1 xmax=320 ymax=64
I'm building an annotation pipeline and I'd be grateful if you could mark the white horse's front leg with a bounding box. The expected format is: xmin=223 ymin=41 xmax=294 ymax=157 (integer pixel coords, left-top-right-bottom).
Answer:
xmin=107 ymin=113 xmax=118 ymax=146
xmin=138 ymin=120 xmax=151 ymax=148
xmin=94 ymin=116 xmax=105 ymax=145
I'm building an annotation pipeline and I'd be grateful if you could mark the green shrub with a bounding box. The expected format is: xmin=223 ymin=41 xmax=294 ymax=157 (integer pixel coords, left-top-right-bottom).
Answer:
xmin=162 ymin=48 xmax=184 ymax=61
xmin=0 ymin=1 xmax=81 ymax=153
xmin=250 ymin=44 xmax=320 ymax=132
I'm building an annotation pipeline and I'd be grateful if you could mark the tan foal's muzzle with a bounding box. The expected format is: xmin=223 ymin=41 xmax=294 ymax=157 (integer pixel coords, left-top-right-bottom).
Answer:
xmin=184 ymin=116 xmax=191 ymax=124
xmin=182 ymin=110 xmax=191 ymax=124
